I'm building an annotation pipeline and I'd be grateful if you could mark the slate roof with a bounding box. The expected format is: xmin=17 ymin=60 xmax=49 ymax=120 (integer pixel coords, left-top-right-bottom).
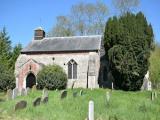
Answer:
xmin=21 ymin=35 xmax=102 ymax=53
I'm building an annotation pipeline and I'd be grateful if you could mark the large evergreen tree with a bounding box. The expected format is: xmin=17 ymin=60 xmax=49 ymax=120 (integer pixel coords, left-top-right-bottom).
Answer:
xmin=0 ymin=28 xmax=22 ymax=91
xmin=104 ymin=12 xmax=154 ymax=91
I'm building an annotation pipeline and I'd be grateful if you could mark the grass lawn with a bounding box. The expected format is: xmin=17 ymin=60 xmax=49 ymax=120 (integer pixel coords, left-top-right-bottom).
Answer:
xmin=0 ymin=89 xmax=160 ymax=120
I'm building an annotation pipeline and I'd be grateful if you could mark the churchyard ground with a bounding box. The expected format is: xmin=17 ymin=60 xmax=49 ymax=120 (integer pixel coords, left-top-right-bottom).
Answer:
xmin=0 ymin=89 xmax=160 ymax=120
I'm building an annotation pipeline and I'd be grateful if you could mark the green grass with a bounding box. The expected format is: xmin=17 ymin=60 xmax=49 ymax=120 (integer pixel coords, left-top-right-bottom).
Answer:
xmin=0 ymin=89 xmax=160 ymax=120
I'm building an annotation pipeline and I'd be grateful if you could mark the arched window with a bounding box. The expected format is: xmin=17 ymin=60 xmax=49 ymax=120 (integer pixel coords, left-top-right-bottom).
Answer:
xmin=68 ymin=59 xmax=77 ymax=79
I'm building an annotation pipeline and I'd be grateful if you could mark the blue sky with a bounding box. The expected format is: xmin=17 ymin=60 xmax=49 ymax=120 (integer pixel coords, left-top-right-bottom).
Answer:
xmin=0 ymin=0 xmax=160 ymax=47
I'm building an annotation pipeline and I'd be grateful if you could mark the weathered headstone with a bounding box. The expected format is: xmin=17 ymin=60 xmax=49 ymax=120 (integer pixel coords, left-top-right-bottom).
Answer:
xmin=60 ymin=90 xmax=67 ymax=99
xmin=151 ymin=92 xmax=154 ymax=101
xmin=88 ymin=100 xmax=94 ymax=120
xmin=154 ymin=91 xmax=157 ymax=98
xmin=41 ymin=97 xmax=48 ymax=104
xmin=26 ymin=87 xmax=31 ymax=95
xmin=41 ymin=88 xmax=48 ymax=104
xmin=33 ymin=97 xmax=41 ymax=107
xmin=6 ymin=89 xmax=13 ymax=100
xmin=14 ymin=100 xmax=27 ymax=111
xmin=21 ymin=88 xmax=26 ymax=96
xmin=71 ymin=81 xmax=76 ymax=89
xmin=42 ymin=88 xmax=48 ymax=98
xmin=111 ymin=82 xmax=114 ymax=90
xmin=73 ymin=91 xmax=78 ymax=97
xmin=32 ymin=85 xmax=37 ymax=91
xmin=12 ymin=88 xmax=19 ymax=99
xmin=106 ymin=91 xmax=110 ymax=102
xmin=80 ymin=89 xmax=83 ymax=96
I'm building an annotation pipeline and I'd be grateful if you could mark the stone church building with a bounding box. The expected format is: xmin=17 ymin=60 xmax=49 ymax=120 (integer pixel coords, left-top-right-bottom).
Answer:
xmin=15 ymin=27 xmax=111 ymax=90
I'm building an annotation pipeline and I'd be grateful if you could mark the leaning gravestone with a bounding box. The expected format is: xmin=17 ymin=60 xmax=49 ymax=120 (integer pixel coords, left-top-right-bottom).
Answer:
xmin=12 ymin=88 xmax=19 ymax=99
xmin=21 ymin=88 xmax=26 ymax=96
xmin=14 ymin=100 xmax=27 ymax=111
xmin=60 ymin=90 xmax=67 ymax=99
xmin=7 ymin=89 xmax=13 ymax=100
xmin=80 ymin=89 xmax=83 ymax=96
xmin=33 ymin=97 xmax=41 ymax=107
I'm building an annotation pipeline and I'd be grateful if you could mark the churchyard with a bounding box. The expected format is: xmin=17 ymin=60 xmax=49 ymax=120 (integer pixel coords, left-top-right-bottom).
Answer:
xmin=0 ymin=88 xmax=160 ymax=120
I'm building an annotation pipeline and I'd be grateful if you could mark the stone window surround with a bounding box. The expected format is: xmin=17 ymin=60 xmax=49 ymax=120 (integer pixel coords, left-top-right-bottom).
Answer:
xmin=68 ymin=59 xmax=78 ymax=79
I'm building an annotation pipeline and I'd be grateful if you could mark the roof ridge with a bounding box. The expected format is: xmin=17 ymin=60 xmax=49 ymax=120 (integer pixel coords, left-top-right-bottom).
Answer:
xmin=44 ymin=35 xmax=102 ymax=40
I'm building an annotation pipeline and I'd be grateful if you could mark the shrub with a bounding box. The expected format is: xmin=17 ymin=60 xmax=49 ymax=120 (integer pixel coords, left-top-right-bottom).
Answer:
xmin=37 ymin=64 xmax=67 ymax=90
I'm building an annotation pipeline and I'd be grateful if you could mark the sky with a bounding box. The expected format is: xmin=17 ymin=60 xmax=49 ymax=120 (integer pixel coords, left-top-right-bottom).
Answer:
xmin=0 ymin=0 xmax=160 ymax=47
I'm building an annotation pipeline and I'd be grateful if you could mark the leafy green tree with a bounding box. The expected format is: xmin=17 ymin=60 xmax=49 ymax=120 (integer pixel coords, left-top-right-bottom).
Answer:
xmin=37 ymin=65 xmax=67 ymax=90
xmin=149 ymin=44 xmax=160 ymax=89
xmin=104 ymin=12 xmax=154 ymax=91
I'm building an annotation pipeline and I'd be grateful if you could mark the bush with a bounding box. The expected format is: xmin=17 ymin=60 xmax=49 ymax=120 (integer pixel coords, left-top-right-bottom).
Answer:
xmin=0 ymin=63 xmax=15 ymax=92
xmin=37 ymin=64 xmax=67 ymax=90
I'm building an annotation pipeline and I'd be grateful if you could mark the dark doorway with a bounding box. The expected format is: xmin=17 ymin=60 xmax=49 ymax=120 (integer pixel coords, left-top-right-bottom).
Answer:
xmin=26 ymin=73 xmax=36 ymax=88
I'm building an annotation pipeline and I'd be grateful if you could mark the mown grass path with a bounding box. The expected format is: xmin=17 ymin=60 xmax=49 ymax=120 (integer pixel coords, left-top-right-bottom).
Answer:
xmin=0 ymin=89 xmax=160 ymax=120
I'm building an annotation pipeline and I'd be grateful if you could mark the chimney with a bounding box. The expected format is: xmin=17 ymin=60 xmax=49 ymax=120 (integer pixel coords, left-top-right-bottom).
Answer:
xmin=34 ymin=27 xmax=45 ymax=40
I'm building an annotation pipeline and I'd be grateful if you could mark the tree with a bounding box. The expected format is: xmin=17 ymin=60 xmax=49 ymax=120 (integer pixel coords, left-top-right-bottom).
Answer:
xmin=48 ymin=16 xmax=74 ymax=37
xmin=0 ymin=28 xmax=22 ymax=91
xmin=112 ymin=0 xmax=139 ymax=14
xmin=49 ymin=0 xmax=108 ymax=36
xmin=104 ymin=12 xmax=154 ymax=91
xmin=0 ymin=27 xmax=12 ymax=67
xmin=149 ymin=44 xmax=160 ymax=89
xmin=10 ymin=43 xmax=22 ymax=70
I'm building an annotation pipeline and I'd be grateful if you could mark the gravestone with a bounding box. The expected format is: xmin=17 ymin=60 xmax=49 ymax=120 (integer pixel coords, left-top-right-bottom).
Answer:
xmin=7 ymin=89 xmax=13 ymax=100
xmin=21 ymin=88 xmax=26 ymax=96
xmin=154 ymin=91 xmax=157 ymax=98
xmin=111 ymin=82 xmax=114 ymax=90
xmin=71 ymin=81 xmax=75 ymax=89
xmin=88 ymin=100 xmax=94 ymax=120
xmin=41 ymin=97 xmax=48 ymax=104
xmin=12 ymin=88 xmax=19 ymax=99
xmin=41 ymin=88 xmax=49 ymax=104
xmin=106 ymin=91 xmax=110 ymax=102
xmin=60 ymin=90 xmax=67 ymax=99
xmin=80 ymin=89 xmax=83 ymax=96
xmin=32 ymin=85 xmax=37 ymax=91
xmin=26 ymin=87 xmax=31 ymax=95
xmin=73 ymin=91 xmax=78 ymax=97
xmin=42 ymin=88 xmax=48 ymax=98
xmin=151 ymin=92 xmax=154 ymax=101
xmin=33 ymin=97 xmax=41 ymax=107
xmin=14 ymin=100 xmax=27 ymax=111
